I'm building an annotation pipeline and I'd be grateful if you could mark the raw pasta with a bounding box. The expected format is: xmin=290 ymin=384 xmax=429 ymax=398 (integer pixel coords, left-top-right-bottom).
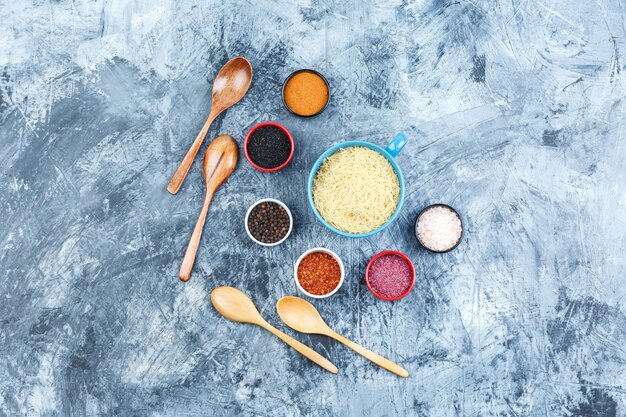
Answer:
xmin=312 ymin=146 xmax=400 ymax=234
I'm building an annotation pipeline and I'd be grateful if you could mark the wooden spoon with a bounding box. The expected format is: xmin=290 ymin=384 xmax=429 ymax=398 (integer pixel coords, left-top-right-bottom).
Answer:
xmin=211 ymin=287 xmax=338 ymax=374
xmin=167 ymin=56 xmax=252 ymax=195
xmin=276 ymin=296 xmax=408 ymax=377
xmin=178 ymin=135 xmax=238 ymax=282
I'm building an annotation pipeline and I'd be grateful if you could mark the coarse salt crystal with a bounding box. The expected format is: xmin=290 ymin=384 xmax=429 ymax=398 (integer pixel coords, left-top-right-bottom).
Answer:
xmin=416 ymin=205 xmax=462 ymax=252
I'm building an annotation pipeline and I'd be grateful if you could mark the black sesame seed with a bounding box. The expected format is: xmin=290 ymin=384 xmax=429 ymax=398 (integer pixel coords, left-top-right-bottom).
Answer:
xmin=246 ymin=126 xmax=291 ymax=169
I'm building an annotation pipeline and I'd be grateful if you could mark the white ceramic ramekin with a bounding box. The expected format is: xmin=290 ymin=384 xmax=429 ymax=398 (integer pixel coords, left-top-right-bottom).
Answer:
xmin=293 ymin=247 xmax=344 ymax=298
xmin=244 ymin=198 xmax=293 ymax=246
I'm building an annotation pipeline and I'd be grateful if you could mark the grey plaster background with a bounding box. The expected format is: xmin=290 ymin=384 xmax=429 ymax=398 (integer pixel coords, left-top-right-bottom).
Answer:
xmin=1 ymin=0 xmax=626 ymax=416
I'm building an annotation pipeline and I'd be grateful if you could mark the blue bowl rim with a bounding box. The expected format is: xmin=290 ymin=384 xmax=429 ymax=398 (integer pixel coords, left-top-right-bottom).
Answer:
xmin=307 ymin=140 xmax=405 ymax=238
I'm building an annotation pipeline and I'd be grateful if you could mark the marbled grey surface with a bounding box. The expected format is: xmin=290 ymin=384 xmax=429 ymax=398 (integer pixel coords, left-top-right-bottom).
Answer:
xmin=1 ymin=0 xmax=626 ymax=416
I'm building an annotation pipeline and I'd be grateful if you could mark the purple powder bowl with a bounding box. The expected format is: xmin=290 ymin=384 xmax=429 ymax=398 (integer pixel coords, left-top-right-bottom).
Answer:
xmin=365 ymin=250 xmax=415 ymax=301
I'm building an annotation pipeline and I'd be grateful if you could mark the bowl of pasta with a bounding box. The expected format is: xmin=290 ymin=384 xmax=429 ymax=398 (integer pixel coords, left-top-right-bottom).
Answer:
xmin=307 ymin=132 xmax=408 ymax=238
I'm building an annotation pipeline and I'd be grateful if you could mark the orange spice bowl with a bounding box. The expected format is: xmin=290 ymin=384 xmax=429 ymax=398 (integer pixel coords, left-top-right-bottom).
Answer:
xmin=293 ymin=247 xmax=344 ymax=299
xmin=282 ymin=69 xmax=330 ymax=118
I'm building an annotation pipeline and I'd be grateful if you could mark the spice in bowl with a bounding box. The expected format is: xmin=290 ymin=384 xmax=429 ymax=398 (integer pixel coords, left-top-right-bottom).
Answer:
xmin=245 ymin=123 xmax=293 ymax=171
xmin=415 ymin=204 xmax=463 ymax=253
xmin=282 ymin=70 xmax=330 ymax=117
xmin=295 ymin=249 xmax=343 ymax=298
xmin=366 ymin=251 xmax=415 ymax=301
xmin=245 ymin=199 xmax=292 ymax=246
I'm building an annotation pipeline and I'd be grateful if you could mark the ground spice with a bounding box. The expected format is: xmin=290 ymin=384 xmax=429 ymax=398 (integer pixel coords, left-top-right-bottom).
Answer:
xmin=246 ymin=125 xmax=291 ymax=169
xmin=297 ymin=252 xmax=341 ymax=295
xmin=283 ymin=71 xmax=329 ymax=116
xmin=367 ymin=254 xmax=413 ymax=299
xmin=247 ymin=201 xmax=290 ymax=244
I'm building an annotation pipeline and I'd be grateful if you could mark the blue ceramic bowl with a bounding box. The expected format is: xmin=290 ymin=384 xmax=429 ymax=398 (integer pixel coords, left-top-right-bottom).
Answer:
xmin=307 ymin=133 xmax=409 ymax=238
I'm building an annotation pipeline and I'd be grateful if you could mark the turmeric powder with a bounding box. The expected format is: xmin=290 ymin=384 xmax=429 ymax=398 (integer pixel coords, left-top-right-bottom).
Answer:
xmin=283 ymin=70 xmax=329 ymax=117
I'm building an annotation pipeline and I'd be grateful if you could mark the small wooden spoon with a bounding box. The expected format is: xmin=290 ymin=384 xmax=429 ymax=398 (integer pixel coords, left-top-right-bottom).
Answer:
xmin=276 ymin=296 xmax=409 ymax=377
xmin=179 ymin=135 xmax=238 ymax=282
xmin=167 ymin=56 xmax=252 ymax=194
xmin=211 ymin=287 xmax=338 ymax=374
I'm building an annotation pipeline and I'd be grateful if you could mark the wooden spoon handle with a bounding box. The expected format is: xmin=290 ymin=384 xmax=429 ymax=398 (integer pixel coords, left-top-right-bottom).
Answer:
xmin=330 ymin=331 xmax=408 ymax=377
xmin=179 ymin=190 xmax=214 ymax=281
xmin=167 ymin=108 xmax=221 ymax=195
xmin=262 ymin=323 xmax=338 ymax=374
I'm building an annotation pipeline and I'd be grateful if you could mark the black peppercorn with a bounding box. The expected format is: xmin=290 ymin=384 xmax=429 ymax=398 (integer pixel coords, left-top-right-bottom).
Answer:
xmin=247 ymin=201 xmax=291 ymax=244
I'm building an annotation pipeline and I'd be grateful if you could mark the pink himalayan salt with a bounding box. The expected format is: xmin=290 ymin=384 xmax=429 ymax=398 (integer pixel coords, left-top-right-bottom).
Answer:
xmin=416 ymin=205 xmax=462 ymax=252
xmin=367 ymin=254 xmax=413 ymax=299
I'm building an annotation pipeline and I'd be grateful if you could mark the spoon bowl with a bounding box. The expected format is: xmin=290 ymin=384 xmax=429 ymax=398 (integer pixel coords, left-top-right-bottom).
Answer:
xmin=202 ymin=134 xmax=239 ymax=186
xmin=167 ymin=57 xmax=252 ymax=194
xmin=276 ymin=296 xmax=409 ymax=377
xmin=211 ymin=287 xmax=338 ymax=374
xmin=276 ymin=296 xmax=331 ymax=334
xmin=178 ymin=135 xmax=238 ymax=282
xmin=211 ymin=286 xmax=264 ymax=324
xmin=212 ymin=57 xmax=253 ymax=108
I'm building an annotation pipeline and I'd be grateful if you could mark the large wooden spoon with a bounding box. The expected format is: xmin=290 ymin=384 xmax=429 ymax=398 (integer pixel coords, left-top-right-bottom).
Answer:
xmin=211 ymin=287 xmax=338 ymax=374
xmin=179 ymin=135 xmax=238 ymax=282
xmin=167 ymin=56 xmax=252 ymax=195
xmin=276 ymin=296 xmax=408 ymax=377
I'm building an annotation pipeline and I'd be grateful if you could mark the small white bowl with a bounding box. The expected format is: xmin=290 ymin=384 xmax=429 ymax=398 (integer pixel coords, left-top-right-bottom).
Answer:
xmin=293 ymin=248 xmax=345 ymax=299
xmin=244 ymin=198 xmax=293 ymax=246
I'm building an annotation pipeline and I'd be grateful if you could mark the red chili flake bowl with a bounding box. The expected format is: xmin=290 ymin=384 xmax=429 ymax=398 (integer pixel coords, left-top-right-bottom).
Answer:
xmin=294 ymin=248 xmax=345 ymax=299
xmin=244 ymin=121 xmax=294 ymax=173
xmin=365 ymin=250 xmax=415 ymax=301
